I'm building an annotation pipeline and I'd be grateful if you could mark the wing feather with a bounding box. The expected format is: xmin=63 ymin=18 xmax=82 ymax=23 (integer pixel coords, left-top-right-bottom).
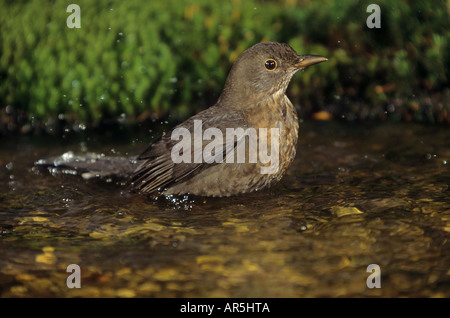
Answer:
xmin=129 ymin=105 xmax=247 ymax=193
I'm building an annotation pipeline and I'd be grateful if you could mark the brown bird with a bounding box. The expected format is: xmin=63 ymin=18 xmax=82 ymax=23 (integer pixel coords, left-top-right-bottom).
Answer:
xmin=129 ymin=42 xmax=327 ymax=197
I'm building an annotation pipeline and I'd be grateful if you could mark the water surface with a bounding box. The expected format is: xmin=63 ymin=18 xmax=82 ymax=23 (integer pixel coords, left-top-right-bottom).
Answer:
xmin=1 ymin=121 xmax=449 ymax=297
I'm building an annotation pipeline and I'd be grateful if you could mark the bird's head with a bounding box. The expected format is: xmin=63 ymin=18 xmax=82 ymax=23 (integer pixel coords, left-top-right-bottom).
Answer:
xmin=218 ymin=42 xmax=327 ymax=107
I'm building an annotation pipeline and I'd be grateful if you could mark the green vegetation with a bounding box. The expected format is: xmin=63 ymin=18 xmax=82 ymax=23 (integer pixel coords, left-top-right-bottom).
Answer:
xmin=1 ymin=0 xmax=449 ymax=134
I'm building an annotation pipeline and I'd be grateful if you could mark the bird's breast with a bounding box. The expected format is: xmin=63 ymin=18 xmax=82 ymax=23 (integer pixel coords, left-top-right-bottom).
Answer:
xmin=243 ymin=93 xmax=299 ymax=175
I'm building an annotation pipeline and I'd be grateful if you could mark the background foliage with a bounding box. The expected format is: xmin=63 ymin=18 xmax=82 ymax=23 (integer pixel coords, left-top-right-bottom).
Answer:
xmin=1 ymin=0 xmax=449 ymax=134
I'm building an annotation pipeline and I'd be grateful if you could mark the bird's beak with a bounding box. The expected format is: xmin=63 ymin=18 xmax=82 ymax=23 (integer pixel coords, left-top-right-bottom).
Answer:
xmin=295 ymin=55 xmax=328 ymax=69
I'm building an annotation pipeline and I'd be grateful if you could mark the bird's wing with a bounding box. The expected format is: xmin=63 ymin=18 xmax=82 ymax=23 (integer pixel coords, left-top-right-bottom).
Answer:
xmin=128 ymin=106 xmax=248 ymax=193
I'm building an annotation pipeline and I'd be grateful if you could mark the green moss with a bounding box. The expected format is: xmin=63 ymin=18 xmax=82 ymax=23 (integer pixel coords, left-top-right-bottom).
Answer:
xmin=0 ymin=0 xmax=449 ymax=133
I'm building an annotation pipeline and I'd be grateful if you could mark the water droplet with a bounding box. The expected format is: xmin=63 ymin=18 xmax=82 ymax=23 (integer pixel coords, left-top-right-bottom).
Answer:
xmin=71 ymin=80 xmax=80 ymax=88
xmin=387 ymin=104 xmax=395 ymax=113
xmin=61 ymin=151 xmax=75 ymax=160
xmin=80 ymin=142 xmax=88 ymax=152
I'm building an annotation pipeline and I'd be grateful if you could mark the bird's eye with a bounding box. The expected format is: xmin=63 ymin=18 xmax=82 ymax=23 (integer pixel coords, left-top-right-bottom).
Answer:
xmin=264 ymin=59 xmax=277 ymax=71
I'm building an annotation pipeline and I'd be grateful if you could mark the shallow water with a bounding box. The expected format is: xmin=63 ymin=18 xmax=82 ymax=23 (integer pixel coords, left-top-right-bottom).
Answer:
xmin=1 ymin=121 xmax=449 ymax=297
